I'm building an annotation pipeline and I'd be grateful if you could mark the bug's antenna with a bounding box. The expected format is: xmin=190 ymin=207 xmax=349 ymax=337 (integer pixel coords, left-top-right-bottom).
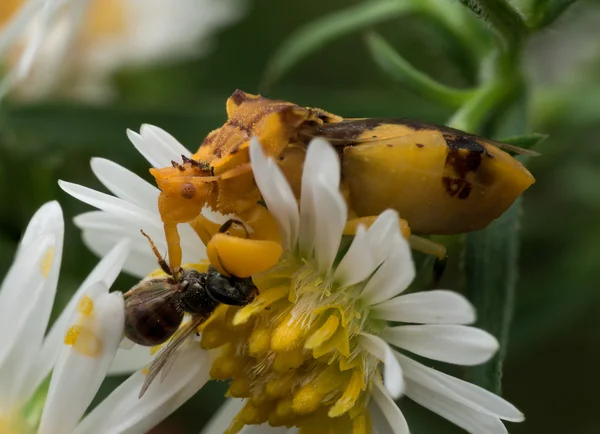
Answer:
xmin=140 ymin=230 xmax=172 ymax=276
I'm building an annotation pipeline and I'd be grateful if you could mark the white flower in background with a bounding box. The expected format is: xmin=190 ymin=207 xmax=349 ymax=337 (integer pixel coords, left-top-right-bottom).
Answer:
xmin=0 ymin=0 xmax=244 ymax=100
xmin=0 ymin=201 xmax=210 ymax=433
xmin=61 ymin=126 xmax=524 ymax=433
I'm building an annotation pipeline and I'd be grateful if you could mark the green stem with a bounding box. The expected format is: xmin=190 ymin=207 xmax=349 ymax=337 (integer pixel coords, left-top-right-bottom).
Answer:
xmin=458 ymin=0 xmax=527 ymax=50
xmin=447 ymin=80 xmax=511 ymax=132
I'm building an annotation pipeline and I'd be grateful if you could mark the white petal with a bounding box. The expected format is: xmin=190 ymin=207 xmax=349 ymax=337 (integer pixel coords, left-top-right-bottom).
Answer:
xmin=73 ymin=345 xmax=210 ymax=434
xmin=250 ymin=138 xmax=299 ymax=251
xmin=17 ymin=200 xmax=63 ymax=255
xmin=405 ymin=378 xmax=508 ymax=434
xmin=364 ymin=209 xmax=400 ymax=263
xmin=58 ymin=180 xmax=157 ymax=225
xmin=396 ymin=352 xmax=523 ymax=422
xmin=370 ymin=381 xmax=410 ymax=434
xmin=298 ymin=138 xmax=342 ymax=260
xmin=90 ymin=158 xmax=159 ymax=211
xmin=303 ymin=138 xmax=341 ymax=190
xmin=334 ymin=210 xmax=402 ymax=286
xmin=358 ymin=333 xmax=403 ymax=398
xmin=0 ymin=229 xmax=60 ymax=407
xmin=370 ymin=290 xmax=476 ymax=324
xmin=32 ymin=240 xmax=130 ymax=390
xmin=75 ymin=210 xmax=204 ymax=262
xmin=333 ymin=225 xmax=374 ymax=286
xmin=108 ymin=345 xmax=153 ymax=376
xmin=127 ymin=124 xmax=191 ymax=168
xmin=360 ymin=234 xmax=414 ymax=306
xmin=312 ymin=181 xmax=346 ymax=274
xmin=381 ymin=325 xmax=499 ymax=366
xmin=39 ymin=286 xmax=124 ymax=434
xmin=201 ymin=398 xmax=246 ymax=434
xmin=82 ymin=231 xmax=156 ymax=278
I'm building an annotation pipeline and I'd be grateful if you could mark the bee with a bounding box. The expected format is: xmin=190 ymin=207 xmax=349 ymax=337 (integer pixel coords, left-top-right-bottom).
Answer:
xmin=124 ymin=228 xmax=257 ymax=397
xmin=150 ymin=90 xmax=536 ymax=274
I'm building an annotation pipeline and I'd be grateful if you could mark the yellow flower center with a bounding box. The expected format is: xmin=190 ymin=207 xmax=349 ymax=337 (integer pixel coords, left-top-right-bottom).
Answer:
xmin=200 ymin=257 xmax=382 ymax=434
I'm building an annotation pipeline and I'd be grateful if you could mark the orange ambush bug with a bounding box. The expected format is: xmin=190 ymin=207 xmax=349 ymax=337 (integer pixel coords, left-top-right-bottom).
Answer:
xmin=150 ymin=90 xmax=535 ymax=277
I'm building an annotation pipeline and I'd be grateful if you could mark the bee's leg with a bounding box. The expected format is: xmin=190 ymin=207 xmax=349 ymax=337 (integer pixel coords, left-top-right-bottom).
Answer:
xmin=343 ymin=216 xmax=412 ymax=239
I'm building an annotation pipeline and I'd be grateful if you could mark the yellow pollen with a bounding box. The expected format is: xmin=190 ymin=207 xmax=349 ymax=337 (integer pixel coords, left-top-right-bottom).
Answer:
xmin=206 ymin=260 xmax=378 ymax=434
xmin=228 ymin=377 xmax=251 ymax=398
xmin=40 ymin=247 xmax=55 ymax=278
xmin=248 ymin=326 xmax=271 ymax=357
xmin=271 ymin=314 xmax=305 ymax=353
xmin=64 ymin=325 xmax=102 ymax=357
xmin=64 ymin=325 xmax=80 ymax=346
xmin=77 ymin=295 xmax=94 ymax=316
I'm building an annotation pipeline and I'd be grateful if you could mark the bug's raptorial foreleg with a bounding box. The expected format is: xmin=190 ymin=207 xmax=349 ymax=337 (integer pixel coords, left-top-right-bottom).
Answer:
xmin=163 ymin=223 xmax=182 ymax=276
xmin=343 ymin=216 xmax=412 ymax=239
xmin=189 ymin=204 xmax=283 ymax=278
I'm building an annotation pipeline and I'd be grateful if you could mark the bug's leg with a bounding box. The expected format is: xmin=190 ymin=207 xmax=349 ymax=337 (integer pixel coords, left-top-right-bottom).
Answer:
xmin=343 ymin=216 xmax=412 ymax=239
xmin=238 ymin=204 xmax=281 ymax=243
xmin=189 ymin=204 xmax=283 ymax=278
xmin=408 ymin=235 xmax=448 ymax=282
xmin=206 ymin=235 xmax=282 ymax=278
xmin=157 ymin=189 xmax=207 ymax=274
xmin=344 ymin=215 xmax=447 ymax=280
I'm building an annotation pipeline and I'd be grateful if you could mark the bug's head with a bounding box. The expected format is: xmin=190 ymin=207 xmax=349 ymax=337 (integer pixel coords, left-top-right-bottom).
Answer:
xmin=150 ymin=161 xmax=215 ymax=204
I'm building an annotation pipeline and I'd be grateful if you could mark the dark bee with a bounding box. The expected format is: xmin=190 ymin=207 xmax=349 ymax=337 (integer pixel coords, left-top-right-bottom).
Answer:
xmin=124 ymin=225 xmax=258 ymax=397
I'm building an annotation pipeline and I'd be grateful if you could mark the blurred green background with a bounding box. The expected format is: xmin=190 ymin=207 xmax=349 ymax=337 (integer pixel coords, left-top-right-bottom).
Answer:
xmin=1 ymin=0 xmax=599 ymax=432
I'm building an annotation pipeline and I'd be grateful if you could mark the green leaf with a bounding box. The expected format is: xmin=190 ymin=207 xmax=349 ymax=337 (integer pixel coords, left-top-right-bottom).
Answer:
xmin=463 ymin=197 xmax=522 ymax=393
xmin=365 ymin=32 xmax=475 ymax=108
xmin=496 ymin=132 xmax=547 ymax=149
xmin=261 ymin=0 xmax=415 ymax=89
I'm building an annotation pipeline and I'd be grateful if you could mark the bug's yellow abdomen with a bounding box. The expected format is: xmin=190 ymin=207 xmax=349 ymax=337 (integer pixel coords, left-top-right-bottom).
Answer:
xmin=342 ymin=130 xmax=535 ymax=234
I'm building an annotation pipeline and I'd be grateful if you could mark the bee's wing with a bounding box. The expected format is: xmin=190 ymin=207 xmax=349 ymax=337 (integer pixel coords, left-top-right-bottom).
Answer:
xmin=123 ymin=279 xmax=176 ymax=307
xmin=304 ymin=118 xmax=540 ymax=156
xmin=138 ymin=314 xmax=207 ymax=398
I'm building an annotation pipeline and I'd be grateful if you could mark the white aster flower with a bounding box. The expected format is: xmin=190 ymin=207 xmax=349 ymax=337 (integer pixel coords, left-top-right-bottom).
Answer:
xmin=59 ymin=124 xmax=207 ymax=278
xmin=191 ymin=138 xmax=524 ymax=433
xmin=0 ymin=0 xmax=244 ymax=100
xmin=60 ymin=123 xmax=524 ymax=433
xmin=0 ymin=201 xmax=210 ymax=433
